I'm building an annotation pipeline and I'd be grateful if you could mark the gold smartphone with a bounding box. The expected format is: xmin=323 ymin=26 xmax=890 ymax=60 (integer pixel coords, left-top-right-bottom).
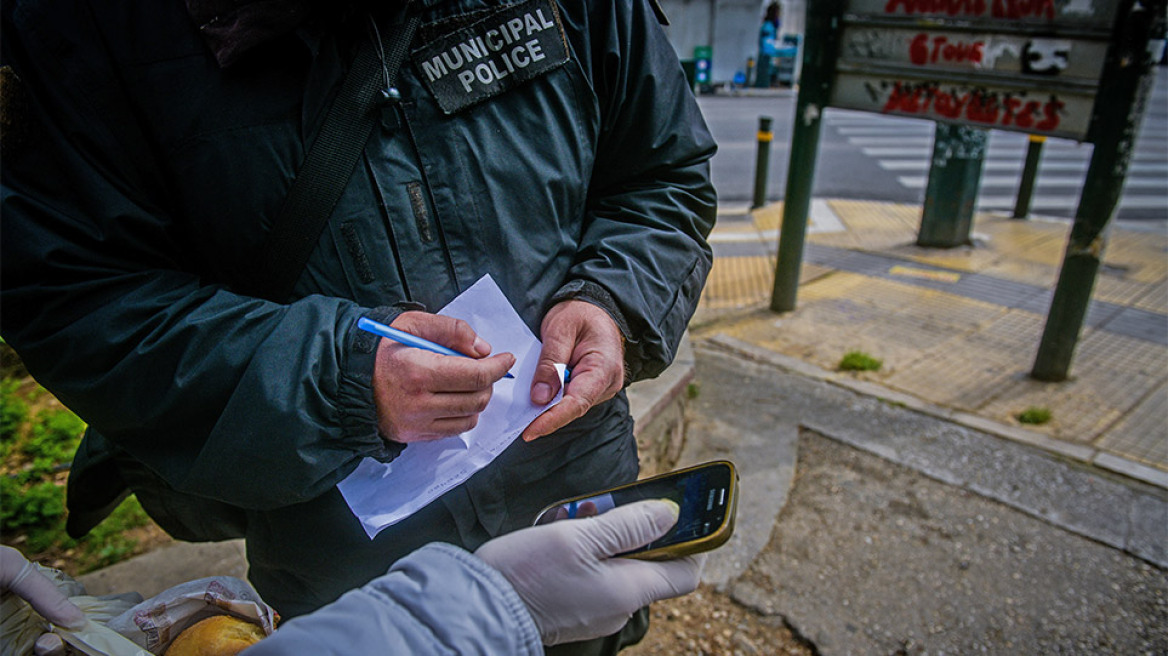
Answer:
xmin=532 ymin=460 xmax=738 ymax=560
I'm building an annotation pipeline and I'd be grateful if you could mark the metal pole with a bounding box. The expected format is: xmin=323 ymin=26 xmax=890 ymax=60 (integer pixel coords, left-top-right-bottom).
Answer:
xmin=918 ymin=123 xmax=987 ymax=248
xmin=770 ymin=0 xmax=844 ymax=312
xmin=1012 ymin=135 xmax=1046 ymax=219
xmin=1032 ymin=0 xmax=1160 ymax=381
xmin=751 ymin=116 xmax=774 ymax=209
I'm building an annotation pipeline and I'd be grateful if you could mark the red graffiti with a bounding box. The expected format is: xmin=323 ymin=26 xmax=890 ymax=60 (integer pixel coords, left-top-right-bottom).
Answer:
xmin=884 ymin=0 xmax=987 ymax=16
xmin=992 ymin=0 xmax=1055 ymax=20
xmin=880 ymin=81 xmax=1063 ymax=132
xmin=910 ymin=33 xmax=985 ymax=66
xmin=885 ymin=0 xmax=1054 ymax=19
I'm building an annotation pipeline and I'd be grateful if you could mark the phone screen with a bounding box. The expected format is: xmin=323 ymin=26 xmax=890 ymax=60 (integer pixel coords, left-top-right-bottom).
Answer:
xmin=533 ymin=463 xmax=734 ymax=556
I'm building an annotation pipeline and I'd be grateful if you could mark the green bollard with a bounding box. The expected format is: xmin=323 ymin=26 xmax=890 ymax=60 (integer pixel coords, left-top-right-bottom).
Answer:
xmin=751 ymin=116 xmax=774 ymax=210
xmin=1012 ymin=135 xmax=1045 ymax=219
xmin=1031 ymin=0 xmax=1160 ymax=381
xmin=918 ymin=123 xmax=988 ymax=248
xmin=769 ymin=0 xmax=845 ymax=313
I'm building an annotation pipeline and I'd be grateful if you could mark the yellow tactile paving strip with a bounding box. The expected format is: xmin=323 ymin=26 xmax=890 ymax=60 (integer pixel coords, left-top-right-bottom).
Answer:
xmin=811 ymin=201 xmax=922 ymax=252
xmin=750 ymin=204 xmax=783 ymax=233
xmin=1106 ymin=231 xmax=1168 ymax=285
xmin=700 ymin=200 xmax=1168 ymax=478
xmin=699 ymin=257 xmax=833 ymax=318
xmin=702 ymin=255 xmax=774 ymax=310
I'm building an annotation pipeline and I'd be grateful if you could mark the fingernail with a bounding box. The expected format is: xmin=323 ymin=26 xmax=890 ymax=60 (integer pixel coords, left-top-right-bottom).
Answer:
xmin=659 ymin=499 xmax=681 ymax=521
xmin=533 ymin=382 xmax=552 ymax=404
xmin=473 ymin=337 xmax=491 ymax=357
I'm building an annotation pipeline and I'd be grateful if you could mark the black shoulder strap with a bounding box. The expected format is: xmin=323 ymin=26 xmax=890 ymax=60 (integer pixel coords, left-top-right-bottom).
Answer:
xmin=247 ymin=10 xmax=421 ymax=302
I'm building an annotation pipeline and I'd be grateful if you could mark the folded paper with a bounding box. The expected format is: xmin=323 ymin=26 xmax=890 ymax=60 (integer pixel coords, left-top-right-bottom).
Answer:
xmin=338 ymin=275 xmax=564 ymax=538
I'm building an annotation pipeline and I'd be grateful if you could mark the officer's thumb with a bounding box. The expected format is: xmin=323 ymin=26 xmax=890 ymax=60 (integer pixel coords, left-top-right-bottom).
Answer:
xmin=531 ymin=334 xmax=572 ymax=405
xmin=576 ymin=499 xmax=680 ymax=559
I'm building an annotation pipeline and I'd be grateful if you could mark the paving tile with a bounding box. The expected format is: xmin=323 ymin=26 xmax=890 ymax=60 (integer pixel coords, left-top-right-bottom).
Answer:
xmin=948 ymin=273 xmax=1047 ymax=308
xmin=1133 ymin=278 xmax=1168 ymax=314
xmin=1105 ymin=231 xmax=1168 ymax=284
xmin=1092 ymin=273 xmax=1159 ymax=307
xmin=702 ymin=255 xmax=773 ymax=309
xmin=1099 ymin=380 xmax=1168 ymax=469
xmin=888 ymin=244 xmax=1000 ymax=273
xmin=978 ymin=258 xmax=1060 ymax=288
xmin=1098 ymin=307 xmax=1168 ymax=345
xmin=885 ymin=348 xmax=1024 ymax=410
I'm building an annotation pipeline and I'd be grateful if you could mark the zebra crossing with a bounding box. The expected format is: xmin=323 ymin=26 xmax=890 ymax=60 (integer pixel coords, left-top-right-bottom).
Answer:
xmin=821 ymin=70 xmax=1168 ymax=222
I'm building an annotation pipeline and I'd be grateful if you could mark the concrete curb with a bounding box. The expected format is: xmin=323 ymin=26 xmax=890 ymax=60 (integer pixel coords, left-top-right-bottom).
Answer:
xmin=628 ymin=334 xmax=696 ymax=476
xmin=702 ymin=334 xmax=1167 ymax=569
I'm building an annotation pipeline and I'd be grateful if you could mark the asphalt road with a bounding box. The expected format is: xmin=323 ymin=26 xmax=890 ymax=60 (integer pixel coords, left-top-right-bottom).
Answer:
xmin=698 ymin=65 xmax=1168 ymax=227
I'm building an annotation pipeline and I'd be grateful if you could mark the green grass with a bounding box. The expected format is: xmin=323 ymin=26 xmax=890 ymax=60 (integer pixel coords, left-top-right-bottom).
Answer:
xmin=686 ymin=382 xmax=701 ymax=399
xmin=1016 ymin=406 xmax=1053 ymax=425
xmin=0 ymin=378 xmax=29 ymax=446
xmin=1 ymin=356 xmax=156 ymax=574
xmin=1 ymin=478 xmax=64 ymax=538
xmin=20 ymin=408 xmax=86 ymax=481
xmin=75 ymin=496 xmax=152 ymax=572
xmin=839 ymin=350 xmax=883 ymax=372
xmin=1 ymin=466 xmax=152 ymax=572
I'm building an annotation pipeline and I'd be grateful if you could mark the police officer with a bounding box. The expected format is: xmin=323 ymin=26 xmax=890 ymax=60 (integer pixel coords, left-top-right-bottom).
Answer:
xmin=1 ymin=0 xmax=715 ymax=652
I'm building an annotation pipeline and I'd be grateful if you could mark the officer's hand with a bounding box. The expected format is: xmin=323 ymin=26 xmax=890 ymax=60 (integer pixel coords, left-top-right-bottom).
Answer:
xmin=1 ymin=546 xmax=87 ymax=656
xmin=522 ymin=300 xmax=624 ymax=441
xmin=474 ymin=499 xmax=703 ymax=646
xmin=372 ymin=312 xmax=515 ymax=443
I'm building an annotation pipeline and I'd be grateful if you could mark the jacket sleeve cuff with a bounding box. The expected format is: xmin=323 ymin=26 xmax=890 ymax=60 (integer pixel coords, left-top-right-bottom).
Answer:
xmin=339 ymin=303 xmax=424 ymax=464
xmin=548 ymin=280 xmax=631 ymax=340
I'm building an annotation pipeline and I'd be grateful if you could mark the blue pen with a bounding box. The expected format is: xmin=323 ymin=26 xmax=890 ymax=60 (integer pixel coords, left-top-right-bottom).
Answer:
xmin=357 ymin=316 xmax=515 ymax=379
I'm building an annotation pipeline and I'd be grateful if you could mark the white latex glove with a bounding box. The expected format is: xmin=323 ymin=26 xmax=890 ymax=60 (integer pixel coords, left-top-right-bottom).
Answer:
xmin=474 ymin=499 xmax=703 ymax=646
xmin=1 ymin=546 xmax=87 ymax=655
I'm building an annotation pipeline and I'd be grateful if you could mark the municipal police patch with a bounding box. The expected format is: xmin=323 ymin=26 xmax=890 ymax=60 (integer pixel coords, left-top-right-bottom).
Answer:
xmin=412 ymin=0 xmax=570 ymax=115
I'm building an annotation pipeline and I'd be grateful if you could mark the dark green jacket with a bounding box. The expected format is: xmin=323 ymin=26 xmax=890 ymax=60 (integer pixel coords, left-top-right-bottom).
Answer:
xmin=1 ymin=0 xmax=715 ymax=614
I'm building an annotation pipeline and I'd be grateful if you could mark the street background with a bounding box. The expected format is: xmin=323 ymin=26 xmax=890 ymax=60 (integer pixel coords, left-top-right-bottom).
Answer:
xmin=40 ymin=9 xmax=1168 ymax=655
xmin=627 ymin=58 xmax=1168 ymax=654
xmin=701 ymin=65 xmax=1168 ymax=227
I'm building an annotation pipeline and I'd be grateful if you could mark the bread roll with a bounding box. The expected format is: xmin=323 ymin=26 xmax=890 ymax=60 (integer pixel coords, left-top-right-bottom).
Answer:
xmin=163 ymin=615 xmax=265 ymax=656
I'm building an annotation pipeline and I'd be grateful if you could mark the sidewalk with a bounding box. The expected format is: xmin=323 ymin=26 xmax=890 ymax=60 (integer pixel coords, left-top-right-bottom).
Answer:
xmin=697 ymin=199 xmax=1167 ymax=489
xmin=663 ymin=341 xmax=1167 ymax=653
xmin=651 ymin=202 xmax=1167 ymax=652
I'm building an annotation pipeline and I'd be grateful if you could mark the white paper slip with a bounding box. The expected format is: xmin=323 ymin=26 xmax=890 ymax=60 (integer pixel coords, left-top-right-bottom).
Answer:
xmin=337 ymin=275 xmax=565 ymax=539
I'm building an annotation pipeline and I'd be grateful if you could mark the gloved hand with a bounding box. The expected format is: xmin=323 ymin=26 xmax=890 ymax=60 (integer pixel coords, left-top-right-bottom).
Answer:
xmin=475 ymin=499 xmax=703 ymax=646
xmin=1 ymin=545 xmax=87 ymax=655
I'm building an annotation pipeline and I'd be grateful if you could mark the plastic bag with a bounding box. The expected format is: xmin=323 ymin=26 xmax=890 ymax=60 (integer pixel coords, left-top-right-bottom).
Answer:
xmin=1 ymin=561 xmax=274 ymax=656
xmin=105 ymin=577 xmax=277 ymax=654
xmin=57 ymin=619 xmax=154 ymax=656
